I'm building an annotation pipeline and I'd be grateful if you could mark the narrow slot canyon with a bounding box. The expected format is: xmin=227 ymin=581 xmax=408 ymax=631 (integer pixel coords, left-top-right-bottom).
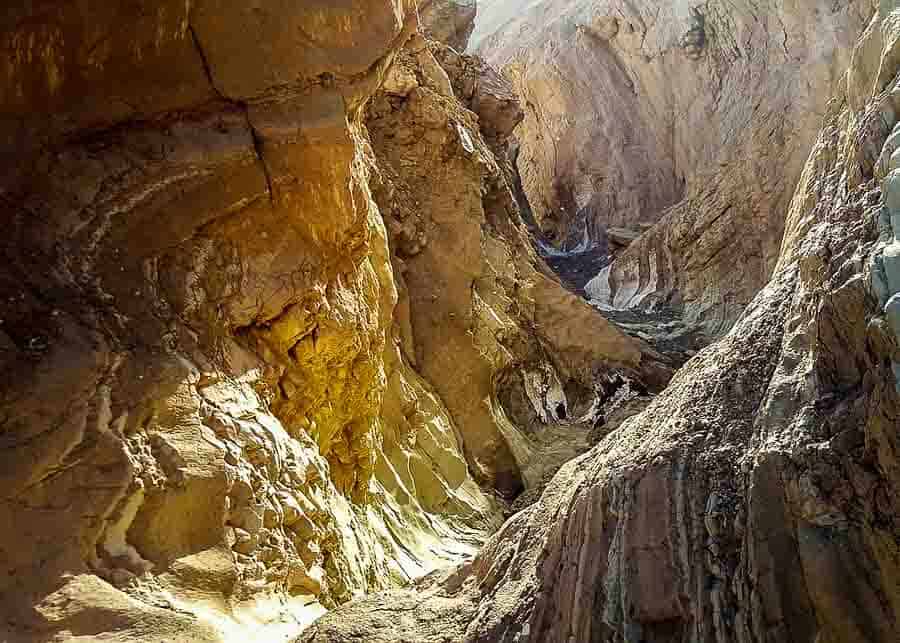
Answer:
xmin=0 ymin=2 xmax=897 ymax=643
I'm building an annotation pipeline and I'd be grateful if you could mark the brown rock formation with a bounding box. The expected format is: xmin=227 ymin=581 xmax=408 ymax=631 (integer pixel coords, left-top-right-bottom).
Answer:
xmin=366 ymin=35 xmax=655 ymax=494
xmin=0 ymin=2 xmax=502 ymax=638
xmin=0 ymin=2 xmax=650 ymax=641
xmin=302 ymin=3 xmax=900 ymax=642
xmin=5 ymin=2 xmax=896 ymax=642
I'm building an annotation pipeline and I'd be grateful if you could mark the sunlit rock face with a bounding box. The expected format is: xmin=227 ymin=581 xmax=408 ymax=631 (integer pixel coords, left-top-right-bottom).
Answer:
xmin=475 ymin=0 xmax=868 ymax=335
xmin=302 ymin=3 xmax=900 ymax=642
xmin=0 ymin=2 xmax=497 ymax=640
xmin=366 ymin=34 xmax=661 ymax=499
xmin=0 ymin=2 xmax=656 ymax=641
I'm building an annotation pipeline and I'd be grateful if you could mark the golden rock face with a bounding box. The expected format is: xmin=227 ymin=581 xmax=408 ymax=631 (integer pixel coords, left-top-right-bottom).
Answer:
xmin=0 ymin=1 xmax=486 ymax=638
xmin=5 ymin=3 xmax=898 ymax=643
xmin=0 ymin=2 xmax=650 ymax=640
xmin=247 ymin=257 xmax=387 ymax=501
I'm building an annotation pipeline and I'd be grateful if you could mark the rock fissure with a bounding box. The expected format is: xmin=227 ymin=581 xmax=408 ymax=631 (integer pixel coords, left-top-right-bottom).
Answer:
xmin=189 ymin=24 xmax=226 ymax=101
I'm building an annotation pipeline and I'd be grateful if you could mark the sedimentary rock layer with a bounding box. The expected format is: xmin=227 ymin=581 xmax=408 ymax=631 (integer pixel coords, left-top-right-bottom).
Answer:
xmin=303 ymin=3 xmax=900 ymax=641
xmin=0 ymin=2 xmax=650 ymax=640
xmin=476 ymin=0 xmax=868 ymax=333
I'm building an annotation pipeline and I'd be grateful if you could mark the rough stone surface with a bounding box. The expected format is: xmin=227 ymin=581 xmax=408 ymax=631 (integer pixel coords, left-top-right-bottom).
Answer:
xmin=606 ymin=227 xmax=642 ymax=248
xmin=0 ymin=2 xmax=501 ymax=639
xmin=4 ymin=2 xmax=899 ymax=643
xmin=0 ymin=2 xmax=652 ymax=641
xmin=475 ymin=0 xmax=868 ymax=334
xmin=301 ymin=4 xmax=900 ymax=642
xmin=366 ymin=36 xmax=655 ymax=494
xmin=418 ymin=0 xmax=478 ymax=51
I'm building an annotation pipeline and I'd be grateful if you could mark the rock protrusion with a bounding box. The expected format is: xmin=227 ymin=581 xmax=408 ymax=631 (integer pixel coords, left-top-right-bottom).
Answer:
xmin=475 ymin=0 xmax=868 ymax=335
xmin=418 ymin=0 xmax=478 ymax=51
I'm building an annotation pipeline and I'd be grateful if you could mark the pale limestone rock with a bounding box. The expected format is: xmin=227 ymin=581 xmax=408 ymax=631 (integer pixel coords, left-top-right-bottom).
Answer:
xmin=606 ymin=227 xmax=642 ymax=248
xmin=476 ymin=0 xmax=869 ymax=334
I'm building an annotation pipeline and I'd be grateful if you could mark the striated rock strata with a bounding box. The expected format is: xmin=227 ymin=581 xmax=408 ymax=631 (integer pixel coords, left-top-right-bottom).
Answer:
xmin=0 ymin=1 xmax=652 ymax=641
xmin=476 ymin=0 xmax=868 ymax=334
xmin=303 ymin=3 xmax=900 ymax=641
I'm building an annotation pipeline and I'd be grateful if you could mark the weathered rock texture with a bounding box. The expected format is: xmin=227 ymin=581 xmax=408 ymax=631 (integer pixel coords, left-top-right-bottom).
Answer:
xmin=418 ymin=0 xmax=478 ymax=51
xmin=367 ymin=35 xmax=659 ymax=495
xmin=302 ymin=3 xmax=900 ymax=641
xmin=475 ymin=0 xmax=868 ymax=334
xmin=0 ymin=2 xmax=651 ymax=641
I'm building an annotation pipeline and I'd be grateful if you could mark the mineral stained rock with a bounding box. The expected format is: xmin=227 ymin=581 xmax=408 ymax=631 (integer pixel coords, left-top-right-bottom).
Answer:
xmin=0 ymin=1 xmax=649 ymax=641
xmin=475 ymin=0 xmax=869 ymax=334
xmin=302 ymin=3 xmax=900 ymax=642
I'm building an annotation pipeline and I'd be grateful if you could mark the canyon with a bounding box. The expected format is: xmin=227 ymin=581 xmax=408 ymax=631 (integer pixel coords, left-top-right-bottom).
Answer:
xmin=0 ymin=1 xmax=897 ymax=642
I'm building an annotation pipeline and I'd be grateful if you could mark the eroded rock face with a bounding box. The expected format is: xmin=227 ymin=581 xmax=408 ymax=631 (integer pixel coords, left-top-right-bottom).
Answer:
xmin=418 ymin=0 xmax=478 ymax=51
xmin=476 ymin=0 xmax=868 ymax=334
xmin=0 ymin=2 xmax=653 ymax=641
xmin=366 ymin=35 xmax=653 ymax=494
xmin=0 ymin=2 xmax=508 ymax=639
xmin=302 ymin=4 xmax=900 ymax=642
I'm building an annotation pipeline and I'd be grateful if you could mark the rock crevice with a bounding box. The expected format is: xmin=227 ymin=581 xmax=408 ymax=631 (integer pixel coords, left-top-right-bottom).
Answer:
xmin=475 ymin=0 xmax=869 ymax=334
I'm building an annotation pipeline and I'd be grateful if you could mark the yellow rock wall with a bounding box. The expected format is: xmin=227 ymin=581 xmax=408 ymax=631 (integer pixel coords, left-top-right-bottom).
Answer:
xmin=0 ymin=3 xmax=648 ymax=641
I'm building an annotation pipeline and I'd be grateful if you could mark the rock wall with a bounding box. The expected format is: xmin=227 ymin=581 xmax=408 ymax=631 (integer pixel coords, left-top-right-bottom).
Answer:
xmin=475 ymin=0 xmax=868 ymax=333
xmin=303 ymin=3 xmax=900 ymax=641
xmin=367 ymin=35 xmax=659 ymax=494
xmin=418 ymin=0 xmax=478 ymax=51
xmin=0 ymin=2 xmax=651 ymax=641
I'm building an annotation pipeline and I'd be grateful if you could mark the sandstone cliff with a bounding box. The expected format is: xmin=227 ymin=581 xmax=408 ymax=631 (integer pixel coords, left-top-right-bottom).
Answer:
xmin=0 ymin=2 xmax=649 ymax=641
xmin=476 ymin=0 xmax=868 ymax=334
xmin=304 ymin=2 xmax=900 ymax=641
